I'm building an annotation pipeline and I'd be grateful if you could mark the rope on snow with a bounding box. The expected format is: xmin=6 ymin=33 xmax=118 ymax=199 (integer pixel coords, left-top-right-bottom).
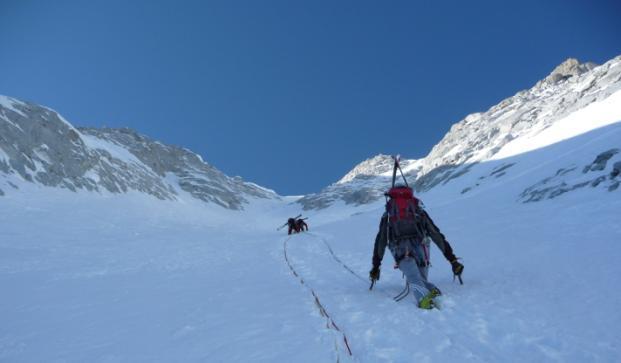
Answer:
xmin=283 ymin=237 xmax=353 ymax=357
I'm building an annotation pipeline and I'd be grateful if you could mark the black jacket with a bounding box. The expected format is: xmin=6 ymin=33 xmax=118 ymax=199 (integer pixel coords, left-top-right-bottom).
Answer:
xmin=372 ymin=207 xmax=457 ymax=268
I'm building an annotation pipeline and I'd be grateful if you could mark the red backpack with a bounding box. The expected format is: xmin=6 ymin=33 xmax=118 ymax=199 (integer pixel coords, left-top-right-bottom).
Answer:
xmin=383 ymin=155 xmax=425 ymax=240
xmin=386 ymin=186 xmax=418 ymax=219
xmin=385 ymin=186 xmax=424 ymax=241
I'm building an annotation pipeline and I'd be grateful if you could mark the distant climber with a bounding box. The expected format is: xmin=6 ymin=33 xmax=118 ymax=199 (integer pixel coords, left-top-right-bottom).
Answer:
xmin=296 ymin=218 xmax=309 ymax=232
xmin=369 ymin=156 xmax=464 ymax=309
xmin=277 ymin=214 xmax=309 ymax=235
xmin=287 ymin=217 xmax=299 ymax=235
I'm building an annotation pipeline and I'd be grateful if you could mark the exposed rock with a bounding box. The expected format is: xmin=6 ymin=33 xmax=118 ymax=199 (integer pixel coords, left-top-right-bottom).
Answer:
xmin=490 ymin=163 xmax=516 ymax=176
xmin=337 ymin=154 xmax=394 ymax=184
xmin=413 ymin=165 xmax=457 ymax=192
xmin=583 ymin=149 xmax=619 ymax=173
xmin=0 ymin=96 xmax=277 ymax=209
xmin=81 ymin=127 xmax=276 ymax=209
xmin=520 ymin=148 xmax=621 ymax=202
xmin=543 ymin=58 xmax=597 ymax=84
xmin=609 ymin=161 xmax=621 ymax=178
xmin=591 ymin=176 xmax=607 ymax=187
xmin=298 ymin=178 xmax=388 ymax=210
xmin=298 ymin=56 xmax=621 ymax=209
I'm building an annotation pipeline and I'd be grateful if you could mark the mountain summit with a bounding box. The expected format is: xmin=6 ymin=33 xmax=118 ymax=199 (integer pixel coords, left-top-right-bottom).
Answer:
xmin=543 ymin=58 xmax=598 ymax=84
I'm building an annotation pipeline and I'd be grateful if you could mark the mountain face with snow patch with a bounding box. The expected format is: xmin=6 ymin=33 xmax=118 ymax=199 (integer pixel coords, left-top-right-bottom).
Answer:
xmin=299 ymin=56 xmax=621 ymax=210
xmin=0 ymin=97 xmax=277 ymax=209
xmin=297 ymin=155 xmax=417 ymax=210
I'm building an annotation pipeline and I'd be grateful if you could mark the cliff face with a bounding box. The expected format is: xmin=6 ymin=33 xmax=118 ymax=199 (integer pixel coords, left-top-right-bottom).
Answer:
xmin=298 ymin=56 xmax=621 ymax=210
xmin=0 ymin=96 xmax=277 ymax=209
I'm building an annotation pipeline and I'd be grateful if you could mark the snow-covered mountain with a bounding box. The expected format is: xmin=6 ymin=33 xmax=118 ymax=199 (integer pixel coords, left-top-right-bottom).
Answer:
xmin=0 ymin=96 xmax=277 ymax=209
xmin=3 ymin=57 xmax=618 ymax=212
xmin=299 ymin=56 xmax=621 ymax=209
xmin=2 ymin=55 xmax=621 ymax=362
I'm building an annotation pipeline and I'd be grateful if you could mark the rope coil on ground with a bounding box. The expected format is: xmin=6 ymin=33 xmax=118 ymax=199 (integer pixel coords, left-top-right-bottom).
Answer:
xmin=283 ymin=237 xmax=353 ymax=358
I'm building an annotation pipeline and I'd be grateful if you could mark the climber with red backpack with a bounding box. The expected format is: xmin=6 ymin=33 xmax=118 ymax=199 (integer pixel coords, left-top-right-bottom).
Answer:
xmin=277 ymin=214 xmax=310 ymax=235
xmin=369 ymin=156 xmax=464 ymax=309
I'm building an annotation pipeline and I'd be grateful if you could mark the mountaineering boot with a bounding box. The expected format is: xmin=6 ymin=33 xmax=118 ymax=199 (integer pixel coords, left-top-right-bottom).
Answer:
xmin=418 ymin=291 xmax=436 ymax=310
xmin=430 ymin=287 xmax=442 ymax=297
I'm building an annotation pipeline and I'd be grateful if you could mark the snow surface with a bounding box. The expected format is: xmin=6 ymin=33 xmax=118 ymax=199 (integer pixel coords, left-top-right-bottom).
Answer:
xmin=492 ymin=90 xmax=621 ymax=160
xmin=2 ymin=168 xmax=620 ymax=362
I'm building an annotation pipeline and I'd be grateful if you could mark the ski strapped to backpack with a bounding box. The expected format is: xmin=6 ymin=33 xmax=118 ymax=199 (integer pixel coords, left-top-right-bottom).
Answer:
xmin=390 ymin=154 xmax=409 ymax=188
xmin=385 ymin=155 xmax=426 ymax=246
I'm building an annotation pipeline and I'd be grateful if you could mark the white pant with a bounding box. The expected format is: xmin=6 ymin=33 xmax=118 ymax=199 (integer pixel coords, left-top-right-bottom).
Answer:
xmin=390 ymin=238 xmax=439 ymax=304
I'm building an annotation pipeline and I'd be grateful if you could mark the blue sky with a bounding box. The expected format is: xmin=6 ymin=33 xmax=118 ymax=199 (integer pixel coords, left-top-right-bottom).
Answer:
xmin=1 ymin=0 xmax=620 ymax=195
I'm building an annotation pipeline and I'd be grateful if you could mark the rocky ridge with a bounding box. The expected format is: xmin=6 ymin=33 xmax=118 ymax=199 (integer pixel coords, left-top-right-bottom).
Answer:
xmin=298 ymin=56 xmax=621 ymax=210
xmin=0 ymin=97 xmax=276 ymax=209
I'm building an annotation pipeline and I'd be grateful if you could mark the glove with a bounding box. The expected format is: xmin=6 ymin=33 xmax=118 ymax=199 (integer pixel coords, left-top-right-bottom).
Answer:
xmin=451 ymin=259 xmax=464 ymax=276
xmin=369 ymin=265 xmax=381 ymax=282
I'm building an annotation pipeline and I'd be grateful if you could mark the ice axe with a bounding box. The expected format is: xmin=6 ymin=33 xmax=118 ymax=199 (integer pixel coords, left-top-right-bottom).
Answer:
xmin=452 ymin=259 xmax=464 ymax=285
xmin=454 ymin=274 xmax=464 ymax=285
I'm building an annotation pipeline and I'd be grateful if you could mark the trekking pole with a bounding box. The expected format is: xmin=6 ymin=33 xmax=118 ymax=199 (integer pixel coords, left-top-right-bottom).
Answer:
xmin=397 ymin=162 xmax=409 ymax=188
